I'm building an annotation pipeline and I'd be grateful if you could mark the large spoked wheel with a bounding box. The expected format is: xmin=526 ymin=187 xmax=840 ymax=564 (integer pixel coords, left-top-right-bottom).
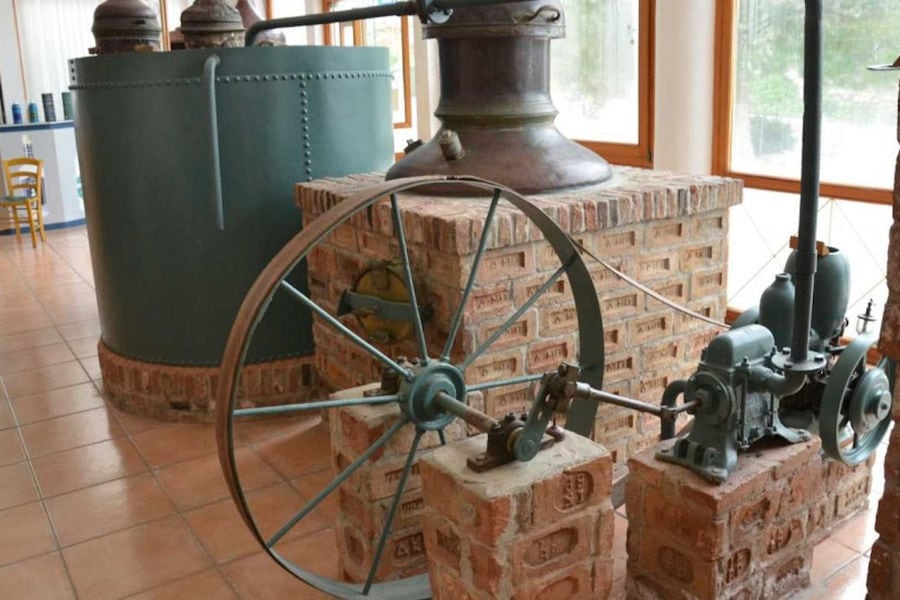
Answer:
xmin=216 ymin=176 xmax=603 ymax=599
xmin=820 ymin=334 xmax=895 ymax=465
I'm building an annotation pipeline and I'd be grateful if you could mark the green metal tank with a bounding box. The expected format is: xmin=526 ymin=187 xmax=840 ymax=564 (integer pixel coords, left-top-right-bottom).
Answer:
xmin=70 ymin=46 xmax=393 ymax=366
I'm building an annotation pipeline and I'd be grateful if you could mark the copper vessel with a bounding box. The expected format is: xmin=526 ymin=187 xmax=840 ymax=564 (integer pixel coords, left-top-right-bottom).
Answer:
xmin=236 ymin=0 xmax=286 ymax=46
xmin=386 ymin=1 xmax=612 ymax=194
xmin=181 ymin=0 xmax=245 ymax=49
xmin=90 ymin=0 xmax=161 ymax=55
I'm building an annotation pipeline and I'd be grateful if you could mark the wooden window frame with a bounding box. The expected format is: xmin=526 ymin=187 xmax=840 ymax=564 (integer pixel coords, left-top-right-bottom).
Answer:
xmin=712 ymin=0 xmax=892 ymax=205
xmin=570 ymin=0 xmax=655 ymax=168
xmin=322 ymin=0 xmax=414 ymax=130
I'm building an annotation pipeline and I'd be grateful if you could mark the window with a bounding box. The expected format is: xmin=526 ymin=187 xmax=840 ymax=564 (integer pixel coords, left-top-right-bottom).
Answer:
xmin=551 ymin=0 xmax=654 ymax=167
xmin=715 ymin=0 xmax=897 ymax=321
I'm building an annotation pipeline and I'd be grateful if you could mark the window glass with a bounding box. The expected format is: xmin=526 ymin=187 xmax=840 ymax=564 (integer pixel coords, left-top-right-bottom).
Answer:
xmin=551 ymin=0 xmax=640 ymax=144
xmin=730 ymin=0 xmax=899 ymax=188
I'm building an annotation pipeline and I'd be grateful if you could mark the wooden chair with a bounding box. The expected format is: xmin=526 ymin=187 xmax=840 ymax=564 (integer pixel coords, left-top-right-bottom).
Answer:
xmin=1 ymin=158 xmax=46 ymax=248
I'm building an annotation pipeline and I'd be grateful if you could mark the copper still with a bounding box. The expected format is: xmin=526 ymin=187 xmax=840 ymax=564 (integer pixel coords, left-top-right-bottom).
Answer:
xmin=90 ymin=0 xmax=161 ymax=55
xmin=385 ymin=1 xmax=613 ymax=194
xmin=180 ymin=0 xmax=245 ymax=49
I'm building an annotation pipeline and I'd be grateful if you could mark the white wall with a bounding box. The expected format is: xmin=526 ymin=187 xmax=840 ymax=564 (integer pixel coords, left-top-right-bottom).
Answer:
xmin=0 ymin=0 xmax=26 ymax=124
xmin=652 ymin=0 xmax=716 ymax=174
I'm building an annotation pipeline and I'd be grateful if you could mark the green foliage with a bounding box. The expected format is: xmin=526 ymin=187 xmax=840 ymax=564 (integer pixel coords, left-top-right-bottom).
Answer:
xmin=736 ymin=0 xmax=898 ymax=124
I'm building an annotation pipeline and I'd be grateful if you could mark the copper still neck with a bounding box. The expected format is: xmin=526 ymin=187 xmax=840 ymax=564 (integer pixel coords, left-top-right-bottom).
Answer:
xmin=386 ymin=2 xmax=612 ymax=194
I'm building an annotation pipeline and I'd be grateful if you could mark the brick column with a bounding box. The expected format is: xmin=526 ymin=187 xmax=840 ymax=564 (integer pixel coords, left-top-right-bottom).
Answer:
xmin=868 ymin=76 xmax=900 ymax=600
xmin=626 ymin=438 xmax=825 ymax=599
xmin=418 ymin=433 xmax=614 ymax=599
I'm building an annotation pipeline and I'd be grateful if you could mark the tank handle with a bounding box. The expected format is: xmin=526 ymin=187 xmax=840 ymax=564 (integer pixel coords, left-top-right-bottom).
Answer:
xmin=202 ymin=54 xmax=225 ymax=231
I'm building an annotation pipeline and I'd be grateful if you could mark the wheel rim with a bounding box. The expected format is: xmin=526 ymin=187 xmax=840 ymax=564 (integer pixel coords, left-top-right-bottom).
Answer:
xmin=819 ymin=334 xmax=894 ymax=465
xmin=215 ymin=175 xmax=604 ymax=598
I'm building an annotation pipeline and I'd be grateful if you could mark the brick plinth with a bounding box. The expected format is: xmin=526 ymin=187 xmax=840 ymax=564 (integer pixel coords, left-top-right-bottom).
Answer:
xmin=98 ymin=341 xmax=318 ymax=423
xmin=626 ymin=438 xmax=829 ymax=600
xmin=297 ymin=168 xmax=742 ymax=469
xmin=418 ymin=433 xmax=614 ymax=599
xmin=328 ymin=383 xmax=468 ymax=584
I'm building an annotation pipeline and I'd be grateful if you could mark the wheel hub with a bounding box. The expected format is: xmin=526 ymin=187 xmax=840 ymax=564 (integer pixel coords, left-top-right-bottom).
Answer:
xmin=849 ymin=367 xmax=892 ymax=434
xmin=399 ymin=361 xmax=466 ymax=430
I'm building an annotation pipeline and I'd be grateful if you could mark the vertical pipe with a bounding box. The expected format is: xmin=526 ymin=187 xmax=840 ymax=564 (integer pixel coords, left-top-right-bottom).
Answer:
xmin=203 ymin=55 xmax=224 ymax=231
xmin=790 ymin=0 xmax=822 ymax=364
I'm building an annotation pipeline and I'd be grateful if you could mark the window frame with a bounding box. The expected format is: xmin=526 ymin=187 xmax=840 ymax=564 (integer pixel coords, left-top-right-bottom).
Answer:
xmin=711 ymin=0 xmax=892 ymax=206
xmin=564 ymin=0 xmax=655 ymax=168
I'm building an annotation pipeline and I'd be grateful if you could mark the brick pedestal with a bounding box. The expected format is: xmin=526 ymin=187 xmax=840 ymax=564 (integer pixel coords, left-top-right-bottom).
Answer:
xmin=98 ymin=340 xmax=318 ymax=423
xmin=328 ymin=383 xmax=468 ymax=583
xmin=626 ymin=438 xmax=827 ymax=600
xmin=297 ymin=168 xmax=742 ymax=469
xmin=418 ymin=433 xmax=614 ymax=599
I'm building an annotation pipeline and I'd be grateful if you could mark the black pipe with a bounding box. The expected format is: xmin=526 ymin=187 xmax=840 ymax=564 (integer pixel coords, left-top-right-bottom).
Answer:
xmin=790 ymin=0 xmax=823 ymax=365
xmin=244 ymin=0 xmax=538 ymax=46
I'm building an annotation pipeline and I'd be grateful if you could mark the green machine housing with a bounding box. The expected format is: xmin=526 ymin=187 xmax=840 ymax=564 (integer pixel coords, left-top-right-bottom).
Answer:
xmin=70 ymin=46 xmax=394 ymax=366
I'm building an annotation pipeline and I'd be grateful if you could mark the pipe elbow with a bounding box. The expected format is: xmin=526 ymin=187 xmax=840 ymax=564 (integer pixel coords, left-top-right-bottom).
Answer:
xmin=750 ymin=366 xmax=806 ymax=397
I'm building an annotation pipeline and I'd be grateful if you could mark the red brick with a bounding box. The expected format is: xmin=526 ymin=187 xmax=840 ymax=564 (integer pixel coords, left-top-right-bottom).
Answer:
xmin=473 ymin=310 xmax=536 ymax=352
xmin=875 ymin=486 xmax=900 ymax=545
xmin=429 ymin=562 xmax=478 ymax=600
xmin=867 ymin=538 xmax=900 ymax=600
xmin=530 ymin=458 xmax=612 ymax=527
xmin=474 ymin=245 xmax=534 ymax=284
xmin=761 ymin=551 xmax=811 ymax=599
xmin=511 ymin=559 xmax=594 ymax=600
xmin=511 ymin=513 xmax=595 ymax=583
xmin=643 ymin=490 xmax=726 ymax=560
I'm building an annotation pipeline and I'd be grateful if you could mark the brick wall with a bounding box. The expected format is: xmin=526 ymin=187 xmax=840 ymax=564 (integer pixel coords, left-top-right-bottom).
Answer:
xmin=296 ymin=168 xmax=742 ymax=470
xmin=868 ymin=80 xmax=900 ymax=599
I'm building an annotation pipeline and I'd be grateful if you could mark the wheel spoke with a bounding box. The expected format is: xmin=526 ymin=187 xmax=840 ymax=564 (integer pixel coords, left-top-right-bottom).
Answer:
xmin=441 ymin=189 xmax=501 ymax=362
xmin=266 ymin=417 xmax=408 ymax=548
xmin=279 ymin=280 xmax=412 ymax=380
xmin=437 ymin=429 xmax=447 ymax=446
xmin=390 ymin=194 xmax=429 ymax=363
xmin=363 ymin=428 xmax=425 ymax=594
xmin=467 ymin=373 xmax=544 ymax=392
xmin=233 ymin=394 xmax=398 ymax=418
xmin=461 ymin=259 xmax=574 ymax=371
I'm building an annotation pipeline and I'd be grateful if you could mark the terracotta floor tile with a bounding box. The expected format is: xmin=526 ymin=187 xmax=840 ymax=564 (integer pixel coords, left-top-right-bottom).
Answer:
xmin=256 ymin=422 xmax=333 ymax=479
xmin=131 ymin=424 xmax=218 ymax=469
xmin=0 ymin=342 xmax=76 ymax=377
xmin=290 ymin=468 xmax=339 ymax=521
xmin=0 ymin=502 xmax=57 ymax=567
xmin=2 ymin=360 xmax=89 ymax=399
xmin=275 ymin=529 xmax=340 ymax=580
xmin=66 ymin=336 xmax=99 ymax=359
xmin=810 ymin=538 xmax=861 ymax=584
xmin=0 ymin=312 xmax=53 ymax=336
xmin=830 ymin=507 xmax=879 ymax=554
xmin=0 ymin=551 xmax=76 ymax=599
xmin=20 ymin=406 xmax=125 ymax=458
xmin=34 ymin=280 xmax=94 ymax=300
xmin=186 ymin=482 xmax=329 ymax=564
xmin=0 ymin=428 xmax=25 ymax=466
xmin=233 ymin=413 xmax=323 ymax=446
xmin=127 ymin=568 xmax=238 ymax=600
xmin=110 ymin=407 xmax=166 ymax=436
xmin=31 ymin=437 xmax=147 ymax=498
xmin=56 ymin=318 xmax=101 ymax=342
xmin=62 ymin=516 xmax=212 ymax=600
xmin=156 ymin=447 xmax=281 ymax=512
xmin=46 ymin=473 xmax=176 ymax=546
xmin=0 ymin=402 xmax=13 ymax=430
xmin=222 ymin=548 xmax=335 ymax=600
xmin=612 ymin=512 xmax=628 ymax=581
xmin=11 ymin=382 xmax=106 ymax=425
xmin=0 ymin=462 xmax=38 ymax=510
xmin=79 ymin=355 xmax=102 ymax=380
xmin=818 ymin=554 xmax=869 ymax=600
xmin=0 ymin=326 xmax=64 ymax=354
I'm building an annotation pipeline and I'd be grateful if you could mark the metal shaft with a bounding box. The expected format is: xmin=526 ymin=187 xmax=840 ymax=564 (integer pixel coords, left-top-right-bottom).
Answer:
xmin=791 ymin=0 xmax=823 ymax=364
xmin=434 ymin=391 xmax=499 ymax=432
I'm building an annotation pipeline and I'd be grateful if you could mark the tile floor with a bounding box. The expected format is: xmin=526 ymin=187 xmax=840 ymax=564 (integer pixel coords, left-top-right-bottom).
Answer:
xmin=0 ymin=225 xmax=890 ymax=599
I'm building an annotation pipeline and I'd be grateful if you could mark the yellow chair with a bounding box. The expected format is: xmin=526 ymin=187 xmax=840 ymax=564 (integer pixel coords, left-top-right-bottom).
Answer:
xmin=1 ymin=158 xmax=46 ymax=248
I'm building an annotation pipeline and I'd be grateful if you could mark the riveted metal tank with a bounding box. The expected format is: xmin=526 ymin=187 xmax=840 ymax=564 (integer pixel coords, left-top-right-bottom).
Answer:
xmin=70 ymin=46 xmax=393 ymax=366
